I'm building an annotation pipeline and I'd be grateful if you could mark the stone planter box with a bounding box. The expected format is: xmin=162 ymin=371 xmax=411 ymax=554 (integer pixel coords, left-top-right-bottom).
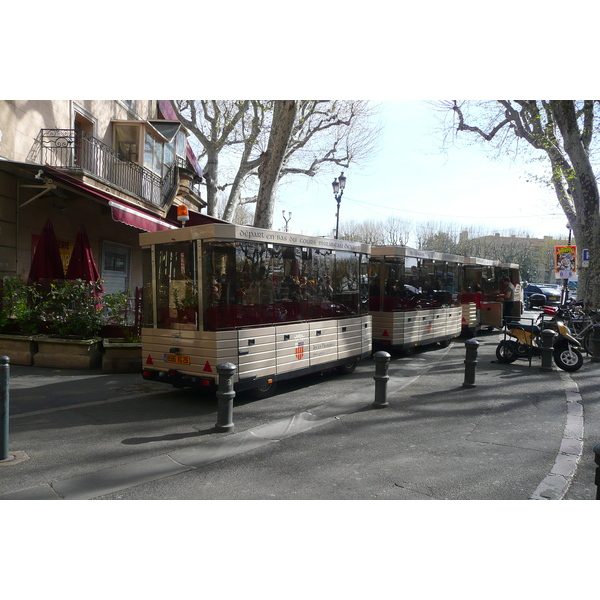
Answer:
xmin=33 ymin=336 xmax=103 ymax=369
xmin=0 ymin=334 xmax=38 ymax=366
xmin=102 ymin=338 xmax=142 ymax=374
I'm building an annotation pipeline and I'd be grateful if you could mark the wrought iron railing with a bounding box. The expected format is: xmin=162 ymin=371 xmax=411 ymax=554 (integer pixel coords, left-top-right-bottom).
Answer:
xmin=33 ymin=129 xmax=176 ymax=208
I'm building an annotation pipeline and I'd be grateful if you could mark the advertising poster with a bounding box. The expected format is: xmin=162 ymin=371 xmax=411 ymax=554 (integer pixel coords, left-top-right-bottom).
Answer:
xmin=555 ymin=245 xmax=577 ymax=279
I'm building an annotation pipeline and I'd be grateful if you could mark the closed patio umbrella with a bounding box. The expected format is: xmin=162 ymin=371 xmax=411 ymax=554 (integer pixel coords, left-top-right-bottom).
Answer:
xmin=66 ymin=225 xmax=102 ymax=285
xmin=27 ymin=218 xmax=65 ymax=283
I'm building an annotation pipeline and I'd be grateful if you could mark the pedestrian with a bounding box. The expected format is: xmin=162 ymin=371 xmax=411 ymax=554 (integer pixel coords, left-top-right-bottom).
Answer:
xmin=502 ymin=276 xmax=515 ymax=322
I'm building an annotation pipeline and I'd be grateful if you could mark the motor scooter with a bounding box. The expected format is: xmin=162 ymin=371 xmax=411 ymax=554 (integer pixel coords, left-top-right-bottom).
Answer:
xmin=495 ymin=311 xmax=583 ymax=371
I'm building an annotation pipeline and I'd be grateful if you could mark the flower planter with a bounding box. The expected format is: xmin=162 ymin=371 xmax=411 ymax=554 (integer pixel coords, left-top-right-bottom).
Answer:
xmin=0 ymin=334 xmax=38 ymax=366
xmin=33 ymin=336 xmax=103 ymax=369
xmin=101 ymin=338 xmax=142 ymax=374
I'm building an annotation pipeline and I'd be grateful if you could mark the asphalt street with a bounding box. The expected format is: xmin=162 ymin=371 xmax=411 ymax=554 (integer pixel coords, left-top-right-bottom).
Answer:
xmin=2 ymin=323 xmax=599 ymax=501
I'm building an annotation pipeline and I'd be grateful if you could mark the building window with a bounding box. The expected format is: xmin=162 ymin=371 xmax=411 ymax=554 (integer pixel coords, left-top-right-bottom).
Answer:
xmin=120 ymin=100 xmax=137 ymax=114
xmin=102 ymin=242 xmax=131 ymax=295
xmin=114 ymin=124 xmax=139 ymax=163
xmin=113 ymin=120 xmax=185 ymax=177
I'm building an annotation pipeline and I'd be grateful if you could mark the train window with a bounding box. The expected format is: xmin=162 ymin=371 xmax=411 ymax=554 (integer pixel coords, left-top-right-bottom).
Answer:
xmin=442 ymin=261 xmax=461 ymax=304
xmin=155 ymin=241 xmax=199 ymax=330
xmin=374 ymin=255 xmax=461 ymax=310
xmin=463 ymin=265 xmax=484 ymax=294
xmin=202 ymin=240 xmax=364 ymax=330
xmin=368 ymin=257 xmax=383 ymax=303
xmin=480 ymin=266 xmax=497 ymax=296
xmin=325 ymin=251 xmax=359 ymax=316
xmin=235 ymin=241 xmax=275 ymax=326
xmin=141 ymin=248 xmax=154 ymax=327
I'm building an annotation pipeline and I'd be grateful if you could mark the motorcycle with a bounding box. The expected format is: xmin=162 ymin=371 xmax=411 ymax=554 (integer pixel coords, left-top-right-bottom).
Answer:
xmin=495 ymin=310 xmax=583 ymax=372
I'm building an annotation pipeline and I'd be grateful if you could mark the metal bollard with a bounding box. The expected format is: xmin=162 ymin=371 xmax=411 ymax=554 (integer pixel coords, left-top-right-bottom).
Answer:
xmin=462 ymin=339 xmax=479 ymax=388
xmin=372 ymin=351 xmax=390 ymax=408
xmin=540 ymin=329 xmax=556 ymax=372
xmin=0 ymin=356 xmax=9 ymax=462
xmin=594 ymin=444 xmax=600 ymax=500
xmin=215 ymin=362 xmax=236 ymax=432
xmin=591 ymin=324 xmax=600 ymax=363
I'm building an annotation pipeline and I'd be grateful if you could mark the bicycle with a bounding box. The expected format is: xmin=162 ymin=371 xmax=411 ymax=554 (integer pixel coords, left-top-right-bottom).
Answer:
xmin=551 ymin=304 xmax=600 ymax=354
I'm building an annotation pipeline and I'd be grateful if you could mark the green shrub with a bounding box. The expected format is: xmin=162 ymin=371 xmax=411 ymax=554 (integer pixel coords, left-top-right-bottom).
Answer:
xmin=0 ymin=277 xmax=44 ymax=334
xmin=43 ymin=280 xmax=104 ymax=339
xmin=100 ymin=290 xmax=129 ymax=326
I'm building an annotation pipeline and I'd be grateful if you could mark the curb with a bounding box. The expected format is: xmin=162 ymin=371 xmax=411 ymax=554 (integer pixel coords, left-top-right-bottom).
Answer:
xmin=529 ymin=371 xmax=584 ymax=500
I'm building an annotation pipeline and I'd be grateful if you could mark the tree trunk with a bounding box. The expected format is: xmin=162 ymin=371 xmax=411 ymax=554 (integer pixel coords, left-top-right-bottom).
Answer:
xmin=253 ymin=101 xmax=298 ymax=229
xmin=204 ymin=149 xmax=219 ymax=217
xmin=550 ymin=101 xmax=600 ymax=308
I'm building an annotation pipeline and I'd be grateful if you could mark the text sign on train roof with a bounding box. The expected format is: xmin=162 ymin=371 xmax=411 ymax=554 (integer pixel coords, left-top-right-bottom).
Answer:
xmin=234 ymin=226 xmax=368 ymax=252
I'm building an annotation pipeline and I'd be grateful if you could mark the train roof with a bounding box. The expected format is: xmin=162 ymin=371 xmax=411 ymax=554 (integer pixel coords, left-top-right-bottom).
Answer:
xmin=140 ymin=223 xmax=371 ymax=254
xmin=370 ymin=245 xmax=466 ymax=264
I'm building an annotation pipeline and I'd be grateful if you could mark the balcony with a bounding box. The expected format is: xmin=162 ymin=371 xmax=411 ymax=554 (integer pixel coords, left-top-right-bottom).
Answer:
xmin=29 ymin=129 xmax=187 ymax=210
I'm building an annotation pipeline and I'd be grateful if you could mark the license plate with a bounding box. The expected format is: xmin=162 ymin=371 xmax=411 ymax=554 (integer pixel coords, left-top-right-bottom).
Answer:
xmin=166 ymin=354 xmax=191 ymax=365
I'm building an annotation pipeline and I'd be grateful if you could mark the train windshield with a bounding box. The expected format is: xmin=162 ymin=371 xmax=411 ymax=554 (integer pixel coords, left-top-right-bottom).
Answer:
xmin=146 ymin=241 xmax=200 ymax=330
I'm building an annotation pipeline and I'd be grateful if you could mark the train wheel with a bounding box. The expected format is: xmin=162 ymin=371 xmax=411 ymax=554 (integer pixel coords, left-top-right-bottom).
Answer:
xmin=251 ymin=380 xmax=277 ymax=399
xmin=337 ymin=359 xmax=357 ymax=374
xmin=554 ymin=345 xmax=583 ymax=372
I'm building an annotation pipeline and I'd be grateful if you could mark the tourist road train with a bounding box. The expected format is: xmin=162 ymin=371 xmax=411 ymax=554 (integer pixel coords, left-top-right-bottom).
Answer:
xmin=139 ymin=223 xmax=522 ymax=396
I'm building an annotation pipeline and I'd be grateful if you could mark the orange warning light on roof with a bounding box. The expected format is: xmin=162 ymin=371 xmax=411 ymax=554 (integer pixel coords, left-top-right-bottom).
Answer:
xmin=177 ymin=205 xmax=189 ymax=225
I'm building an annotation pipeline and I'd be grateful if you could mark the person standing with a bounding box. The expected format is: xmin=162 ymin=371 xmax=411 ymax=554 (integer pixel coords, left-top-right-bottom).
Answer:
xmin=502 ymin=277 xmax=515 ymax=322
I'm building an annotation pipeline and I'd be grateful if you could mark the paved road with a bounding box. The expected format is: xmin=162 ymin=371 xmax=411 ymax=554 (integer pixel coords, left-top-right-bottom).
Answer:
xmin=2 ymin=326 xmax=598 ymax=501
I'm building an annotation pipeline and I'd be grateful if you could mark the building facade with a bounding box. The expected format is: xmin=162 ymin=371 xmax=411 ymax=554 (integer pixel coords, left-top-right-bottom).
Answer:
xmin=0 ymin=100 xmax=214 ymax=295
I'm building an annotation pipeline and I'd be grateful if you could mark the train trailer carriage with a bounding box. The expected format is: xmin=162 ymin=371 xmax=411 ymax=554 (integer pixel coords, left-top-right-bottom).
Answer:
xmin=368 ymin=246 xmax=464 ymax=350
xmin=460 ymin=257 xmax=523 ymax=334
xmin=139 ymin=223 xmax=372 ymax=397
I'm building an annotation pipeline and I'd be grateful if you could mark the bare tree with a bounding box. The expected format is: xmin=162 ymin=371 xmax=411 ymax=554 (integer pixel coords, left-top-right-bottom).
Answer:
xmin=415 ymin=221 xmax=462 ymax=252
xmin=171 ymin=100 xmax=380 ymax=226
xmin=338 ymin=215 xmax=411 ymax=246
xmin=435 ymin=100 xmax=600 ymax=307
xmin=254 ymin=101 xmax=298 ymax=229
xmin=340 ymin=218 xmax=387 ymax=245
xmin=173 ymin=100 xmax=266 ymax=219
xmin=383 ymin=216 xmax=412 ymax=246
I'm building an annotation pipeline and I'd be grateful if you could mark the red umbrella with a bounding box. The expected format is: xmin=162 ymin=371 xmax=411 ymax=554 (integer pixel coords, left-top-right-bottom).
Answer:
xmin=28 ymin=218 xmax=65 ymax=283
xmin=66 ymin=225 xmax=102 ymax=286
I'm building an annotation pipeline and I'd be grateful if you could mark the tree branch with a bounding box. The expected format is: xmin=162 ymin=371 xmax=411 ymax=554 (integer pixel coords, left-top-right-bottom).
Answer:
xmin=452 ymin=101 xmax=512 ymax=141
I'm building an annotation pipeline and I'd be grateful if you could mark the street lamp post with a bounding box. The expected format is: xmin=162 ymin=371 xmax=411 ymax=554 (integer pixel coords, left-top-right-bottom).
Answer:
xmin=282 ymin=210 xmax=292 ymax=233
xmin=332 ymin=171 xmax=346 ymax=239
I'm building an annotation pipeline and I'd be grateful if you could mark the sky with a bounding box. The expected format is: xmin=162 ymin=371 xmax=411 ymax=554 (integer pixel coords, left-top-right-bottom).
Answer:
xmin=274 ymin=100 xmax=569 ymax=245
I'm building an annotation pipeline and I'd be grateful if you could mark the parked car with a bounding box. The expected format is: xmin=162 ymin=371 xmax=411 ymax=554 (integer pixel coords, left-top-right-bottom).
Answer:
xmin=524 ymin=284 xmax=562 ymax=309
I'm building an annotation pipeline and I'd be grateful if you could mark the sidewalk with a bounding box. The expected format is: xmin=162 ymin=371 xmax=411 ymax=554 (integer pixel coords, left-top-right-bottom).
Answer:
xmin=1 ymin=329 xmax=598 ymax=500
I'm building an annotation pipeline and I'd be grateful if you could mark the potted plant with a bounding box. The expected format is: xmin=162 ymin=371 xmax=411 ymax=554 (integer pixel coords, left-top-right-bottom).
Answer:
xmin=0 ymin=277 xmax=43 ymax=365
xmin=100 ymin=289 xmax=142 ymax=373
xmin=33 ymin=279 xmax=104 ymax=369
xmin=172 ymin=280 xmax=199 ymax=328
